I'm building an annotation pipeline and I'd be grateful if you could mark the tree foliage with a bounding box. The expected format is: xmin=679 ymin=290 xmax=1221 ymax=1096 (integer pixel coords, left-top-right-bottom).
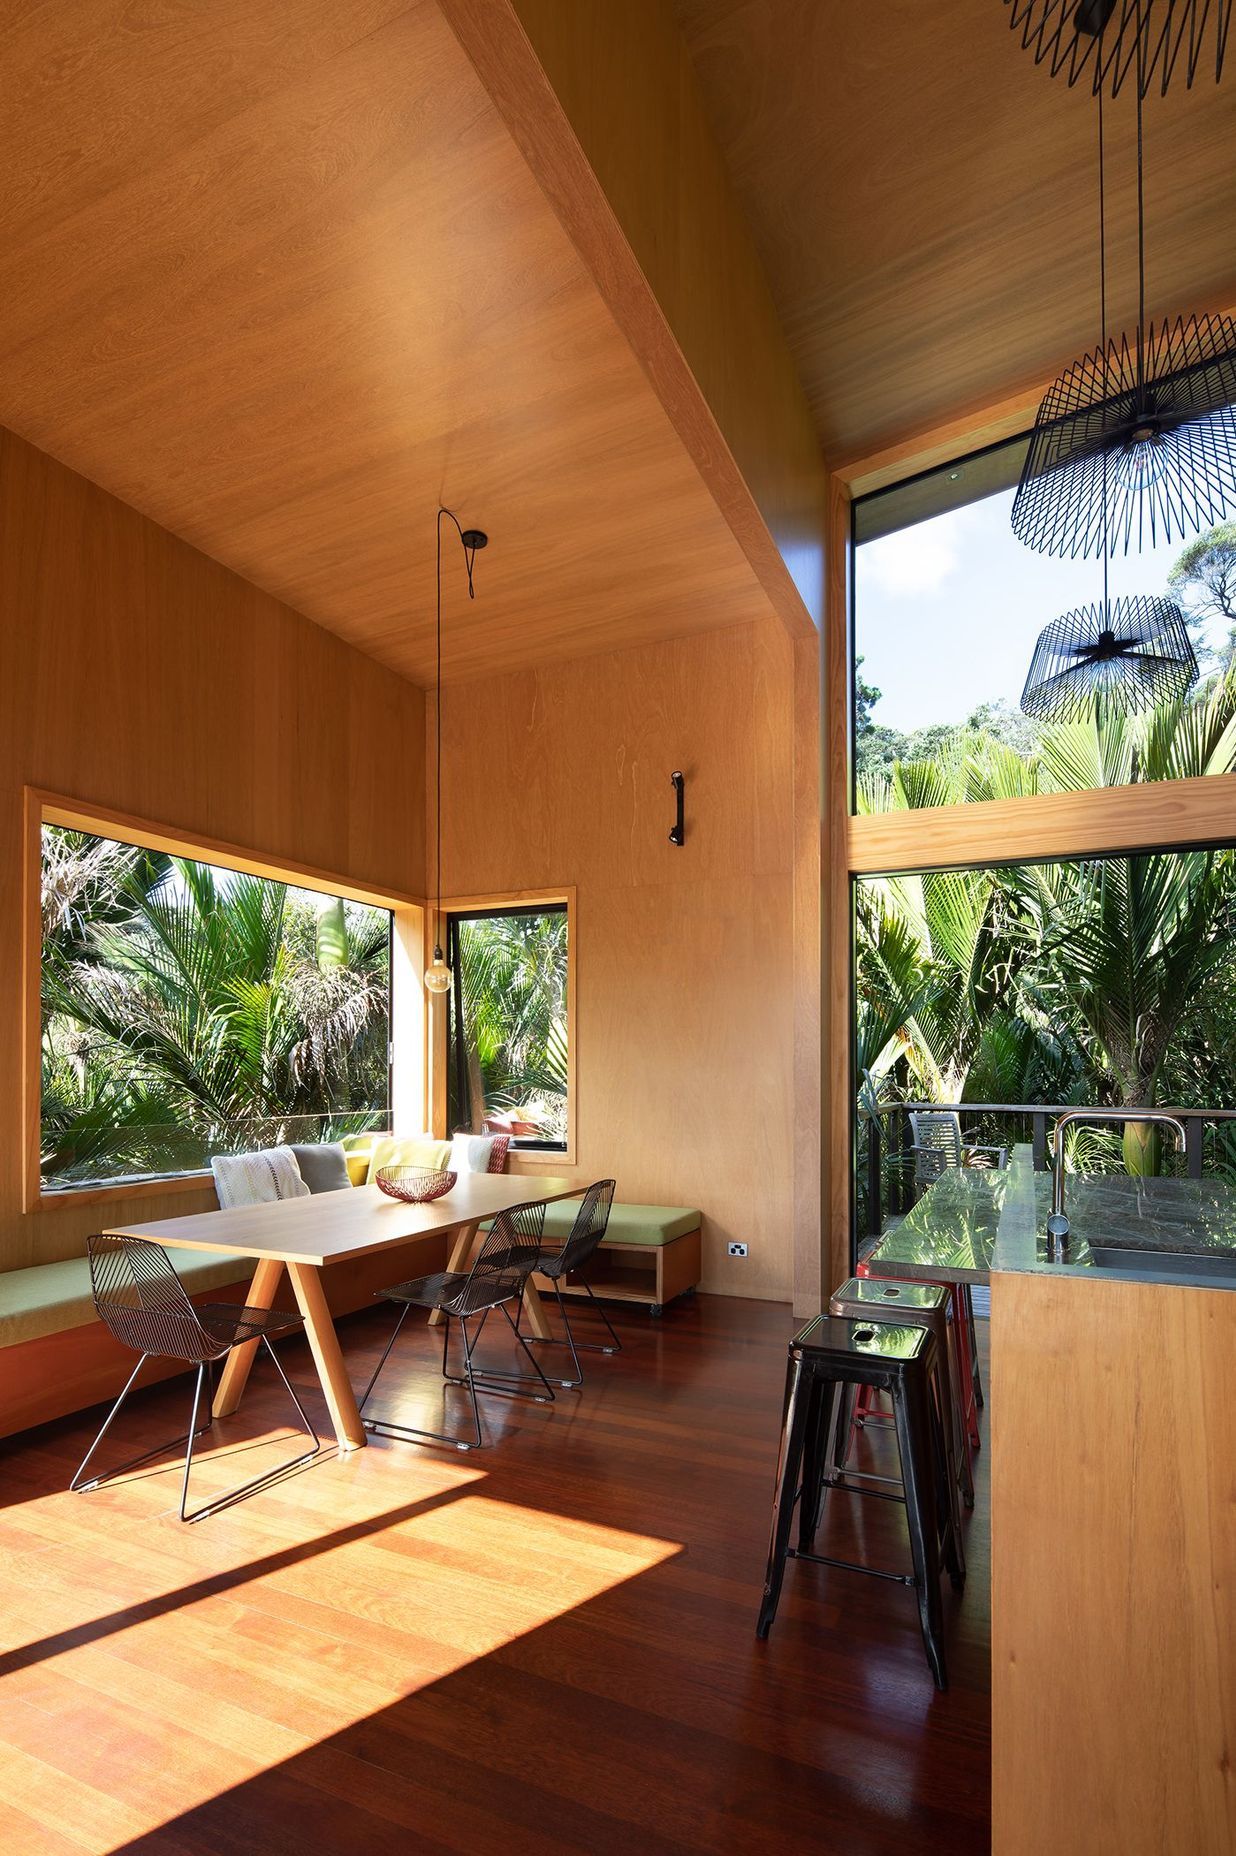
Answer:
xmin=449 ymin=910 xmax=569 ymax=1141
xmin=1169 ymin=521 xmax=1236 ymax=670
xmin=40 ymin=829 xmax=390 ymax=1184
xmin=857 ymin=681 xmax=1236 ymax=1177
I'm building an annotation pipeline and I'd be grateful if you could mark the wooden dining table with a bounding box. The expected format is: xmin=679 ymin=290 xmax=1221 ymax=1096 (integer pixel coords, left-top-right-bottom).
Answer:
xmin=104 ymin=1174 xmax=581 ymax=1451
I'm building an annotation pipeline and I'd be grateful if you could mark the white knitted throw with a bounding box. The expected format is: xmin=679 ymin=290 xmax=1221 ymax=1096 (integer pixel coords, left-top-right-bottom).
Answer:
xmin=211 ymin=1146 xmax=310 ymax=1210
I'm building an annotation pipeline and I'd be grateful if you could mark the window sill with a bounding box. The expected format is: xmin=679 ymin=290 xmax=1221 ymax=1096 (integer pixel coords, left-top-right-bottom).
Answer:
xmin=508 ymin=1146 xmax=576 ymax=1170
xmin=38 ymin=1171 xmax=215 ymax=1211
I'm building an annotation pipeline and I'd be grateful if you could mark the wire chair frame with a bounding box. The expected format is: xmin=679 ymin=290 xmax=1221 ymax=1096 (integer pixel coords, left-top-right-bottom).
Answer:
xmin=520 ymin=1180 xmax=622 ymax=1389
xmin=445 ymin=1200 xmax=548 ymax=1317
xmin=71 ymin=1235 xmax=320 ymax=1522
xmin=358 ymin=1200 xmax=556 ymax=1451
xmin=1004 ymin=0 xmax=1233 ymax=97
xmin=85 ymin=1233 xmax=235 ymax=1362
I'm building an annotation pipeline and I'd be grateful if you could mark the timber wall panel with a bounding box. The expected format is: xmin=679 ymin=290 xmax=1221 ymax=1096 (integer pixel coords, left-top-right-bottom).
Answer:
xmin=432 ymin=617 xmax=804 ymax=1302
xmin=0 ymin=428 xmax=425 ymax=1271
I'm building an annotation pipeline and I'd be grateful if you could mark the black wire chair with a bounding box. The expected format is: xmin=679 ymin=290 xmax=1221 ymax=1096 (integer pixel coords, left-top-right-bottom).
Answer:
xmin=520 ymin=1180 xmax=620 ymax=1388
xmin=358 ymin=1200 xmax=555 ymax=1451
xmin=71 ymin=1235 xmax=320 ymax=1523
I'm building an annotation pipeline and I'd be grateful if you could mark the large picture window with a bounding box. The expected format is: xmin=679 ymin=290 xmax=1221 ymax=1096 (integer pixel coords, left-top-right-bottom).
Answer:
xmin=854 ymin=840 xmax=1236 ymax=1247
xmin=40 ymin=824 xmax=392 ymax=1190
xmin=852 ymin=437 xmax=1236 ymax=809
xmin=840 ymin=432 xmax=1236 ymax=1274
xmin=446 ymin=902 xmax=570 ymax=1151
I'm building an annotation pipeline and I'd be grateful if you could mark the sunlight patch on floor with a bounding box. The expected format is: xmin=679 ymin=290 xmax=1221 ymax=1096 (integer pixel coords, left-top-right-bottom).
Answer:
xmin=0 ymin=1461 xmax=680 ymax=1854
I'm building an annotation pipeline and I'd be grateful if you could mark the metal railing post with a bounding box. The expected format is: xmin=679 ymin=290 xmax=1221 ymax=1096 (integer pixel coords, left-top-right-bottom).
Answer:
xmin=899 ymin=1109 xmax=914 ymax=1212
xmin=867 ymin=1114 xmax=883 ymax=1238
xmin=1032 ymin=1111 xmax=1048 ymax=1172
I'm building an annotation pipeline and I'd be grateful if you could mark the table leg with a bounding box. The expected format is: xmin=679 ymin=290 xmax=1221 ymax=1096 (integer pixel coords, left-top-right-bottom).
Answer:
xmin=521 ymin=1278 xmax=552 ymax=1342
xmin=213 ymin=1258 xmax=285 ymax=1416
xmin=426 ymin=1217 xmax=553 ymax=1341
xmin=287 ymin=1262 xmax=367 ymax=1452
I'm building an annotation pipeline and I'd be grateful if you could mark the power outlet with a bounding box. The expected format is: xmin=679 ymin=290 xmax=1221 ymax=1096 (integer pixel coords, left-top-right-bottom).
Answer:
xmin=728 ymin=1241 xmax=748 ymax=1258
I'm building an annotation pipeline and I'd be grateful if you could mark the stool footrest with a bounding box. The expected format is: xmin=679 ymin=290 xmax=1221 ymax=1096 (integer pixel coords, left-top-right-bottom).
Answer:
xmin=823 ymin=1471 xmax=905 ymax=1504
xmin=826 ymin=1464 xmax=903 ymax=1490
xmin=788 ymin=1548 xmax=915 ymax=1588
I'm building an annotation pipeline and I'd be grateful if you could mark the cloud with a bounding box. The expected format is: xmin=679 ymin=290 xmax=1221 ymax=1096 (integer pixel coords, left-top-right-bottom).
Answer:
xmin=862 ymin=509 xmax=966 ymax=598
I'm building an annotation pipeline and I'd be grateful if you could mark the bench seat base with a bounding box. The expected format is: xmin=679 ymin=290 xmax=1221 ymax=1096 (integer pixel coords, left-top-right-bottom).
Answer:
xmin=534 ymin=1227 xmax=702 ymax=1316
xmin=0 ymin=1233 xmax=448 ymax=1441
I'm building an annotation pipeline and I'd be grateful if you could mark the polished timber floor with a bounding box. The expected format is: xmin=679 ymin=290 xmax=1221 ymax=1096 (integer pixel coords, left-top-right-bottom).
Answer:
xmin=0 ymin=1295 xmax=990 ymax=1855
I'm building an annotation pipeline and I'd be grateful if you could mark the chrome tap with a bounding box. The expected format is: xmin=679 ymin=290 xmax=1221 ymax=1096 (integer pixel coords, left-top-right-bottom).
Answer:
xmin=1046 ymin=1110 xmax=1187 ymax=1258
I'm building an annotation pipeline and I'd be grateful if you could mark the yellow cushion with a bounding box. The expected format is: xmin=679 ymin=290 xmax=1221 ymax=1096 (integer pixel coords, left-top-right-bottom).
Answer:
xmin=364 ymin=1135 xmax=454 ymax=1185
xmin=344 ymin=1150 xmax=371 ymax=1187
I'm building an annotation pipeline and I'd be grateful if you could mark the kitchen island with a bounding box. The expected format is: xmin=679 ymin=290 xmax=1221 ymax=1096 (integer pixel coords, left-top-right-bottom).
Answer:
xmin=868 ymin=1149 xmax=1236 ymax=1856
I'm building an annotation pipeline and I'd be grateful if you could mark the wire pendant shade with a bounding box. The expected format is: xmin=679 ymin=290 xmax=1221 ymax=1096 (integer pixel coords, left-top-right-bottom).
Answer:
xmin=1020 ymin=593 xmax=1198 ymax=721
xmin=1011 ymin=312 xmax=1236 ymax=557
xmin=1005 ymin=0 xmax=1232 ymax=96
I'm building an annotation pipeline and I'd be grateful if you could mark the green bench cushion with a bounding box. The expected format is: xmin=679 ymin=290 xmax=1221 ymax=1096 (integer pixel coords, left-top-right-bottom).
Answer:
xmin=484 ymin=1202 xmax=699 ymax=1247
xmin=0 ymin=1247 xmax=258 ymax=1350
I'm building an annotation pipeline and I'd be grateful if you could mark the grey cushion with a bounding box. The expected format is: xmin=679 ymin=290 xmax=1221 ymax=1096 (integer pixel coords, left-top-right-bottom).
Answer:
xmin=288 ymin=1142 xmax=352 ymax=1194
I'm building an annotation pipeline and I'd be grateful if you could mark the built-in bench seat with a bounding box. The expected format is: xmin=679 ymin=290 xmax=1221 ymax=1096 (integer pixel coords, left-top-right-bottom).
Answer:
xmin=0 ymin=1246 xmax=256 ymax=1350
xmin=0 ymin=1225 xmax=450 ymax=1440
xmin=527 ymin=1200 xmax=702 ymax=1314
xmin=0 ymin=1244 xmax=264 ymax=1440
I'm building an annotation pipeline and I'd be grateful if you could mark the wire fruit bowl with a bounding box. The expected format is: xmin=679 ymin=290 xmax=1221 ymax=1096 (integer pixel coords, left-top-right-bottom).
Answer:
xmin=375 ymin=1167 xmax=457 ymax=1204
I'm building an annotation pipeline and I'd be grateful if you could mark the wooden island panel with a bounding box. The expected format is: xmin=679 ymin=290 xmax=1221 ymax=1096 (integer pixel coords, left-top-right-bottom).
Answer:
xmin=991 ymin=1270 xmax=1236 ymax=1856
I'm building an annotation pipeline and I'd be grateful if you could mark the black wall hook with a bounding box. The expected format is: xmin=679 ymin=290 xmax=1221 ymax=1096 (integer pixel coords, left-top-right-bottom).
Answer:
xmin=669 ymin=771 xmax=685 ymax=846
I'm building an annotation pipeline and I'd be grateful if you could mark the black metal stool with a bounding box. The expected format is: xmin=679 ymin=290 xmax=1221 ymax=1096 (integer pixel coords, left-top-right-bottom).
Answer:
xmin=830 ymin=1276 xmax=974 ymax=1526
xmin=755 ymin=1316 xmax=963 ymax=1689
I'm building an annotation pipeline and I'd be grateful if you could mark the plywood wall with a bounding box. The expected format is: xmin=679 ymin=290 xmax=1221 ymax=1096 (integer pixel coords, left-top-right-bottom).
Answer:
xmin=432 ymin=615 xmax=818 ymax=1303
xmin=0 ymin=428 xmax=426 ymax=1270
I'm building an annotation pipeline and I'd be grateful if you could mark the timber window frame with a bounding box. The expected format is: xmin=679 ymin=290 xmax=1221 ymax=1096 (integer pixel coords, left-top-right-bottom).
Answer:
xmin=826 ymin=425 xmax=1236 ymax=1281
xmin=427 ymin=887 xmax=577 ymax=1170
xmin=24 ymin=787 xmax=425 ymax=1211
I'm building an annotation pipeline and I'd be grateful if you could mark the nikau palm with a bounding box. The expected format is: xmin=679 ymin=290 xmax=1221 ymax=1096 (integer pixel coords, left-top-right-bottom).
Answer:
xmin=41 ymin=831 xmax=390 ymax=1183
xmin=856 ymin=680 xmax=1236 ymax=1177
xmin=451 ymin=911 xmax=568 ymax=1139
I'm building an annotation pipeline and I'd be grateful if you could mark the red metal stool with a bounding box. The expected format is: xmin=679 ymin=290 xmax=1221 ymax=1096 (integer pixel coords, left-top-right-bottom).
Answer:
xmin=856 ymin=1259 xmax=981 ymax=1460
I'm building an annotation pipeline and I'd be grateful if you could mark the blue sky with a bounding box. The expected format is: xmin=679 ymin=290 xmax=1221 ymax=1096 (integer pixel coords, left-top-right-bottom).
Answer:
xmin=855 ymin=487 xmax=1215 ymax=734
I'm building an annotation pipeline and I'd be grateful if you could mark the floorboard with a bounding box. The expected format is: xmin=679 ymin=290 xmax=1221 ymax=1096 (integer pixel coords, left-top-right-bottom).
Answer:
xmin=0 ymin=1294 xmax=990 ymax=1854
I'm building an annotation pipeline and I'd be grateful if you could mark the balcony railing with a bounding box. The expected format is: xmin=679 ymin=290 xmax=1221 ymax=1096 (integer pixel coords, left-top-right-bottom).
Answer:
xmin=39 ymin=1107 xmax=391 ymax=1194
xmin=859 ymin=1101 xmax=1236 ymax=1239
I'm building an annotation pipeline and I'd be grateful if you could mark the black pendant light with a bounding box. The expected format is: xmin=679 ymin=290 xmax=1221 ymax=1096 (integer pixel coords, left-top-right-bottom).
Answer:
xmin=425 ymin=509 xmax=487 ymax=995
xmin=1011 ymin=314 xmax=1236 ymax=556
xmin=1020 ymin=594 xmax=1198 ymax=720
xmin=1005 ymin=0 xmax=1232 ymax=97
xmin=1011 ymin=29 xmax=1236 ymax=558
xmin=1018 ymin=41 xmax=1199 ymax=721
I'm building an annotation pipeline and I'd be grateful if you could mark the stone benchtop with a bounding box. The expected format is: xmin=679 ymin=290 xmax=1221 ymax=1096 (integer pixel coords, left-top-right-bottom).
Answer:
xmin=866 ymin=1144 xmax=1236 ymax=1292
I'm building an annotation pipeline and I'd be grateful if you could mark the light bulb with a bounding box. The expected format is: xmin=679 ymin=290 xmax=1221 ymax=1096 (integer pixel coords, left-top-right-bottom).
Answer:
xmin=1115 ymin=425 xmax=1172 ymax=493
xmin=424 ymin=946 xmax=451 ymax=994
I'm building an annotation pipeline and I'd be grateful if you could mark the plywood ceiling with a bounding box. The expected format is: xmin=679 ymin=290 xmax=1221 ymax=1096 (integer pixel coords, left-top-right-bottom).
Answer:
xmin=0 ymin=0 xmax=767 ymax=686
xmin=674 ymin=0 xmax=1236 ymax=467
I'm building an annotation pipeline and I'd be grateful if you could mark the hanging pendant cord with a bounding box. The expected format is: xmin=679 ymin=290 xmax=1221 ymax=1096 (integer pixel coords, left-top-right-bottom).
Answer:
xmin=436 ymin=510 xmax=443 ymax=939
xmin=433 ymin=508 xmax=480 ymax=953
xmin=1098 ymin=74 xmax=1110 ymax=613
xmin=1135 ymin=20 xmax=1147 ymax=404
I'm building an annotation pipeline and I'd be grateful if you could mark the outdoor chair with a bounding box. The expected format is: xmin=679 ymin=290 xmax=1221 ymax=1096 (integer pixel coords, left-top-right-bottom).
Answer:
xmin=358 ymin=1200 xmax=554 ymax=1451
xmin=908 ymin=1110 xmax=1008 ymax=1193
xmin=71 ymin=1234 xmax=319 ymax=1523
xmin=521 ymin=1179 xmax=620 ymax=1387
